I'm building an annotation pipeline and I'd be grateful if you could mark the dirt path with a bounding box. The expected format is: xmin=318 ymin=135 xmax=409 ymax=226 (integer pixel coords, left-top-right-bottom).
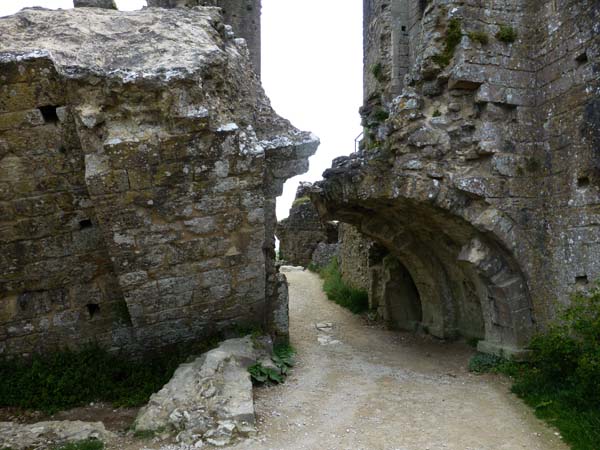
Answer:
xmin=230 ymin=267 xmax=567 ymax=450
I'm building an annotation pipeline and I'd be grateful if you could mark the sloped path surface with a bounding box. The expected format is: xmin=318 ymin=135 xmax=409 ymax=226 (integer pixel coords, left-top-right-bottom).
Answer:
xmin=231 ymin=267 xmax=567 ymax=450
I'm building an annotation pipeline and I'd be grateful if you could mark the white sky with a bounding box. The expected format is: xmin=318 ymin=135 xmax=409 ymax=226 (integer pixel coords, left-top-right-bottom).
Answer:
xmin=0 ymin=0 xmax=363 ymax=221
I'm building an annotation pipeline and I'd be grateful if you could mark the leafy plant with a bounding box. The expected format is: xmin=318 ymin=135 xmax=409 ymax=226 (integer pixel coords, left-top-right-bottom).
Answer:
xmin=432 ymin=18 xmax=462 ymax=67
xmin=496 ymin=24 xmax=517 ymax=43
xmin=248 ymin=344 xmax=295 ymax=385
xmin=53 ymin=440 xmax=103 ymax=450
xmin=372 ymin=108 xmax=389 ymax=122
xmin=468 ymin=31 xmax=489 ymax=45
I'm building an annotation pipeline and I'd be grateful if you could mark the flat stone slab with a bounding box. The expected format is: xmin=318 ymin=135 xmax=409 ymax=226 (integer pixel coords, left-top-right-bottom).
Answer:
xmin=134 ymin=336 xmax=271 ymax=447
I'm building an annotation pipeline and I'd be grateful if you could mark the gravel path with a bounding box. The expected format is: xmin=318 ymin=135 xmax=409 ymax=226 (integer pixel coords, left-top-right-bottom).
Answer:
xmin=230 ymin=266 xmax=568 ymax=450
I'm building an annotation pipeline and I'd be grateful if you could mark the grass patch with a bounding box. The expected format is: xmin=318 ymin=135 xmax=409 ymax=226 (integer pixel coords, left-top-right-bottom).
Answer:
xmin=54 ymin=440 xmax=103 ymax=450
xmin=496 ymin=24 xmax=517 ymax=43
xmin=318 ymin=257 xmax=369 ymax=314
xmin=370 ymin=62 xmax=385 ymax=82
xmin=432 ymin=18 xmax=462 ymax=67
xmin=469 ymin=285 xmax=600 ymax=450
xmin=468 ymin=30 xmax=489 ymax=45
xmin=0 ymin=339 xmax=219 ymax=414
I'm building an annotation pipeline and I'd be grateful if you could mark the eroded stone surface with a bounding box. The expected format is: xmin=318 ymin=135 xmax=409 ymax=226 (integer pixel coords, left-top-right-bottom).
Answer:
xmin=313 ymin=0 xmax=600 ymax=356
xmin=0 ymin=7 xmax=318 ymax=357
xmin=0 ymin=421 xmax=115 ymax=450
xmin=134 ymin=336 xmax=269 ymax=447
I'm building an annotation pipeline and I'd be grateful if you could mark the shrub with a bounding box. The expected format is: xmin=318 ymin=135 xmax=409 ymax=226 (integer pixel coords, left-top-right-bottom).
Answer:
xmin=372 ymin=108 xmax=390 ymax=122
xmin=496 ymin=24 xmax=517 ymax=43
xmin=470 ymin=284 xmax=600 ymax=449
xmin=319 ymin=258 xmax=369 ymax=314
xmin=248 ymin=343 xmax=295 ymax=385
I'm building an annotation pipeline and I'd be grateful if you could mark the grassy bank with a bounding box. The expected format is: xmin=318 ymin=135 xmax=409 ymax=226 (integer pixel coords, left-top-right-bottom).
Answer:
xmin=313 ymin=257 xmax=369 ymax=314
xmin=469 ymin=285 xmax=600 ymax=450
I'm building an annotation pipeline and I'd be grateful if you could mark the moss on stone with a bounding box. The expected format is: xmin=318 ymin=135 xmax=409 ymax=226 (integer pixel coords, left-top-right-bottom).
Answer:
xmin=292 ymin=196 xmax=311 ymax=207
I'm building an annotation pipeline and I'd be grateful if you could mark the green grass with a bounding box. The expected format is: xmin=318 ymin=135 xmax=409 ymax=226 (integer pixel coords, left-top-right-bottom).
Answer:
xmin=292 ymin=196 xmax=311 ymax=207
xmin=496 ymin=24 xmax=517 ymax=43
xmin=0 ymin=339 xmax=219 ymax=414
xmin=468 ymin=31 xmax=489 ymax=45
xmin=468 ymin=284 xmax=600 ymax=450
xmin=432 ymin=18 xmax=462 ymax=67
xmin=53 ymin=440 xmax=103 ymax=450
xmin=318 ymin=257 xmax=369 ymax=314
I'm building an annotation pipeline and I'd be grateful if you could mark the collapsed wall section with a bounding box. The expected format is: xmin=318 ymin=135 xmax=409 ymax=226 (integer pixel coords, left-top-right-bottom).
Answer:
xmin=0 ymin=6 xmax=317 ymax=357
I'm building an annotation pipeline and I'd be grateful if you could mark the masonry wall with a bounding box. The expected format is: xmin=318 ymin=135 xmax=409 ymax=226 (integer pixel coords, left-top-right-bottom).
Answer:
xmin=314 ymin=0 xmax=599 ymax=356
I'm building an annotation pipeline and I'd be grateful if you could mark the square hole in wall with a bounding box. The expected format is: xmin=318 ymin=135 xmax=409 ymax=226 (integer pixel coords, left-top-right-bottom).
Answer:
xmin=79 ymin=219 xmax=93 ymax=229
xmin=86 ymin=303 xmax=100 ymax=318
xmin=575 ymin=275 xmax=589 ymax=287
xmin=39 ymin=105 xmax=60 ymax=124
xmin=575 ymin=51 xmax=588 ymax=64
xmin=577 ymin=176 xmax=590 ymax=189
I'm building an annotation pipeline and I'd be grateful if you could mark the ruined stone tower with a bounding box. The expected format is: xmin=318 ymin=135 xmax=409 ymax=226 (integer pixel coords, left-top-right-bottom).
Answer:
xmin=312 ymin=0 xmax=600 ymax=356
xmin=147 ymin=0 xmax=262 ymax=76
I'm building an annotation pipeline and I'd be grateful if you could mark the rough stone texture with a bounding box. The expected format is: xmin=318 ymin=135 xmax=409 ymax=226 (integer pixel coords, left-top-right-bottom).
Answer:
xmin=0 ymin=421 xmax=115 ymax=449
xmin=312 ymin=0 xmax=600 ymax=357
xmin=134 ymin=336 xmax=269 ymax=447
xmin=0 ymin=7 xmax=318 ymax=357
xmin=337 ymin=223 xmax=371 ymax=292
xmin=147 ymin=0 xmax=261 ymax=76
xmin=276 ymin=182 xmax=338 ymax=267
xmin=74 ymin=0 xmax=117 ymax=9
xmin=310 ymin=242 xmax=339 ymax=270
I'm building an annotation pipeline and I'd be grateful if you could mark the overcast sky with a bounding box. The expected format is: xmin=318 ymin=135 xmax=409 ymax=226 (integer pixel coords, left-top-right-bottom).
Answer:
xmin=0 ymin=0 xmax=363 ymax=220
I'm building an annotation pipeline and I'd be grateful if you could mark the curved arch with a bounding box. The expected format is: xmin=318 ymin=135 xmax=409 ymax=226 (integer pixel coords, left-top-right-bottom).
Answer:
xmin=312 ymin=182 xmax=534 ymax=356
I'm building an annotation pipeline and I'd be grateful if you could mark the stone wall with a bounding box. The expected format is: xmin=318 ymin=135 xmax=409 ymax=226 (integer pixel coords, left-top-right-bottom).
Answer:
xmin=337 ymin=224 xmax=370 ymax=292
xmin=312 ymin=0 xmax=599 ymax=357
xmin=0 ymin=6 xmax=317 ymax=357
xmin=147 ymin=0 xmax=261 ymax=76
xmin=276 ymin=182 xmax=337 ymax=268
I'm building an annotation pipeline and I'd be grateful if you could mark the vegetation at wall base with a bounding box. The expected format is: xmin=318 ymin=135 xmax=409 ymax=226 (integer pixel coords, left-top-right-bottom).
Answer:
xmin=0 ymin=339 xmax=219 ymax=414
xmin=468 ymin=285 xmax=600 ymax=450
xmin=248 ymin=343 xmax=295 ymax=385
xmin=317 ymin=257 xmax=369 ymax=314
xmin=53 ymin=440 xmax=104 ymax=450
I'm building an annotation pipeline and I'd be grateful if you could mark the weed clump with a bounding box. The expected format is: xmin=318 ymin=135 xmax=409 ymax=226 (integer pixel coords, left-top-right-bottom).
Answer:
xmin=469 ymin=284 xmax=600 ymax=449
xmin=54 ymin=440 xmax=104 ymax=450
xmin=432 ymin=18 xmax=462 ymax=67
xmin=370 ymin=62 xmax=385 ymax=82
xmin=318 ymin=257 xmax=369 ymax=314
xmin=292 ymin=196 xmax=311 ymax=207
xmin=496 ymin=24 xmax=517 ymax=43
xmin=468 ymin=31 xmax=489 ymax=45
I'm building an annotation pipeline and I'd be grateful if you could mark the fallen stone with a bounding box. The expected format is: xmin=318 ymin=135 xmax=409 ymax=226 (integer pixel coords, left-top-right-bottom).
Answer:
xmin=0 ymin=421 xmax=115 ymax=450
xmin=134 ymin=336 xmax=272 ymax=447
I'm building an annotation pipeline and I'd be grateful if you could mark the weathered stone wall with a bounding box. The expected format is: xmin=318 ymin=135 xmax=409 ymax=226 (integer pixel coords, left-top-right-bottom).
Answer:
xmin=147 ymin=0 xmax=261 ymax=76
xmin=338 ymin=224 xmax=370 ymax=292
xmin=276 ymin=182 xmax=337 ymax=268
xmin=313 ymin=0 xmax=599 ymax=357
xmin=0 ymin=6 xmax=317 ymax=357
